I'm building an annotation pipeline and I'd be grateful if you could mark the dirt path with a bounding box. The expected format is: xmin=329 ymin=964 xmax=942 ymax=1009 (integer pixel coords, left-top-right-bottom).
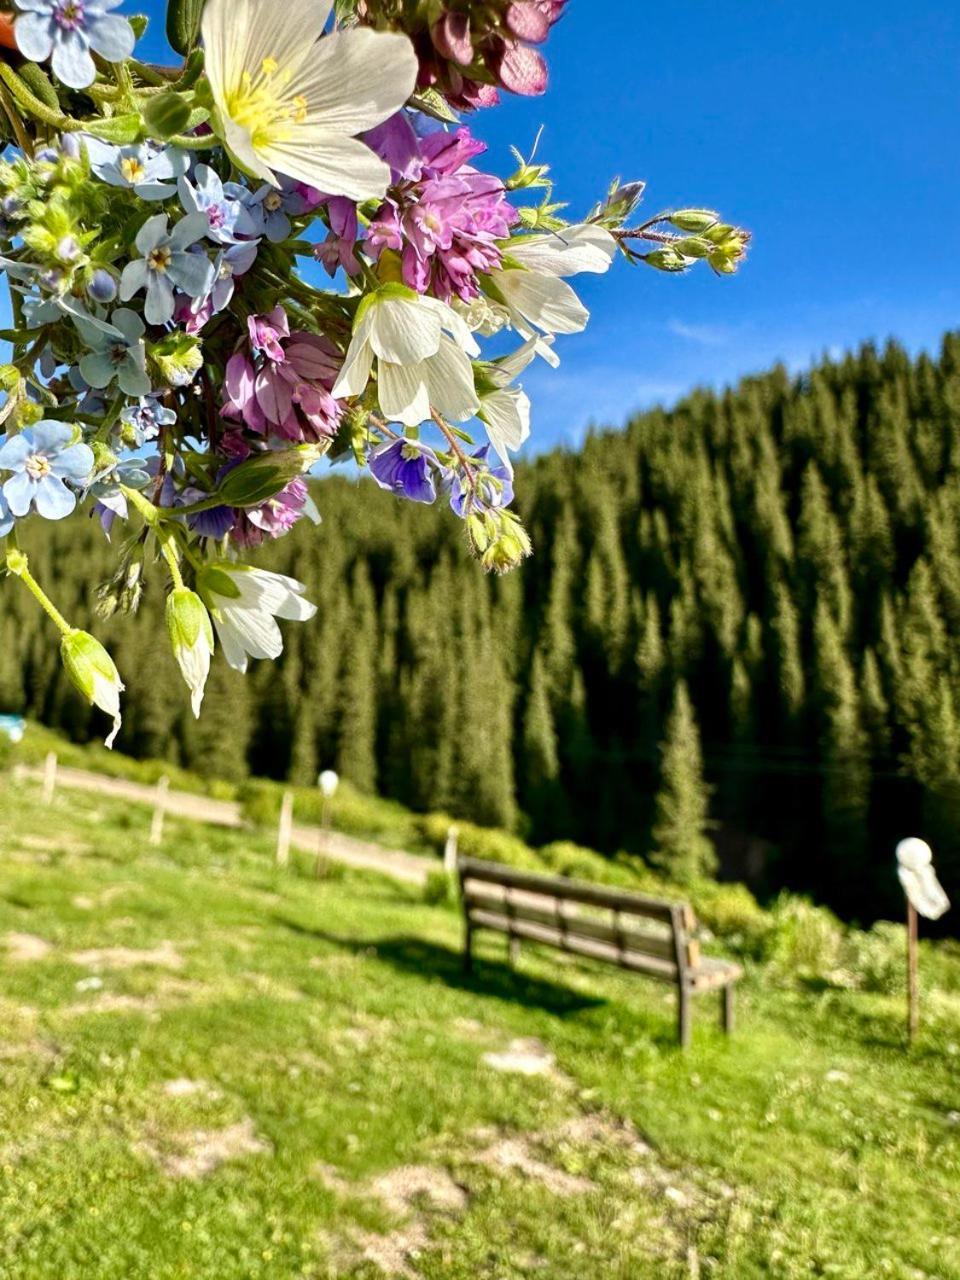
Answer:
xmin=11 ymin=764 xmax=434 ymax=887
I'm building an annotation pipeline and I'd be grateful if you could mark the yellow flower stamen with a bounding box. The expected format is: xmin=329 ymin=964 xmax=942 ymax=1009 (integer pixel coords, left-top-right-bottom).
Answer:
xmin=120 ymin=157 xmax=146 ymax=184
xmin=223 ymin=56 xmax=305 ymax=151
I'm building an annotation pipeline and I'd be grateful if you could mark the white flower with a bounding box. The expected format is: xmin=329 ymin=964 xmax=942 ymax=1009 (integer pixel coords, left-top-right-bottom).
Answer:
xmin=477 ymin=337 xmax=553 ymax=474
xmin=490 ymin=223 xmax=617 ymax=360
xmin=202 ymin=0 xmax=417 ymax=201
xmin=332 ymin=286 xmax=481 ymax=427
xmin=197 ymin=564 xmax=316 ymax=675
xmin=166 ymin=589 xmax=214 ymax=718
xmin=60 ymin=630 xmax=124 ymax=749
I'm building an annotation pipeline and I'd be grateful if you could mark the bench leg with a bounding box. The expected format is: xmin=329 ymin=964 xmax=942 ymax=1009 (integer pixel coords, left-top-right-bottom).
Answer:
xmin=721 ymin=984 xmax=735 ymax=1035
xmin=463 ymin=921 xmax=474 ymax=975
xmin=677 ymin=985 xmax=691 ymax=1049
xmin=508 ymin=935 xmax=521 ymax=967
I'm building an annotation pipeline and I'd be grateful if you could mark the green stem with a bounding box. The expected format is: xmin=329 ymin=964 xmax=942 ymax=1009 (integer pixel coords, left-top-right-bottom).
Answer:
xmin=158 ymin=528 xmax=185 ymax=590
xmin=5 ymin=549 xmax=72 ymax=636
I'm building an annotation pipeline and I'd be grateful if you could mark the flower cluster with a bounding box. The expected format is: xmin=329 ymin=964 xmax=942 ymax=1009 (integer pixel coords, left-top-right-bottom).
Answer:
xmin=0 ymin=0 xmax=748 ymax=745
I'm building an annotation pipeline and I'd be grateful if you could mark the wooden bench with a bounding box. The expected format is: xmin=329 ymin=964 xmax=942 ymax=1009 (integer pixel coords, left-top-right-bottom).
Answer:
xmin=457 ymin=857 xmax=742 ymax=1048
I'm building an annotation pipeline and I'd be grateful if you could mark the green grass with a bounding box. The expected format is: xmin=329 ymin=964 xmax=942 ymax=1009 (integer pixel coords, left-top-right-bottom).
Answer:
xmin=0 ymin=776 xmax=957 ymax=1279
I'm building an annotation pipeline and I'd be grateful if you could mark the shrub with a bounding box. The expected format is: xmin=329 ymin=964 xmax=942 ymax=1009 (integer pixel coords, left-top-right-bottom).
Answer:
xmin=690 ymin=880 xmax=771 ymax=955
xmin=763 ymin=894 xmax=846 ymax=981
xmin=843 ymin=921 xmax=906 ymax=994
xmin=537 ymin=840 xmax=641 ymax=888
xmin=423 ymin=869 xmax=454 ymax=906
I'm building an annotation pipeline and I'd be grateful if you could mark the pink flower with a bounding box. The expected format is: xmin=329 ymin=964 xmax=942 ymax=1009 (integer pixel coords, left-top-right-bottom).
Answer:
xmin=314 ymin=197 xmax=362 ymax=278
xmin=221 ymin=315 xmax=346 ymax=444
xmin=366 ymin=127 xmax=517 ymax=302
xmin=232 ymin=478 xmax=309 ymax=548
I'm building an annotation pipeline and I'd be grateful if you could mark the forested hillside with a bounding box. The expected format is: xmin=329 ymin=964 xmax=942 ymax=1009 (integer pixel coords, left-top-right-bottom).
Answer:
xmin=5 ymin=334 xmax=960 ymax=925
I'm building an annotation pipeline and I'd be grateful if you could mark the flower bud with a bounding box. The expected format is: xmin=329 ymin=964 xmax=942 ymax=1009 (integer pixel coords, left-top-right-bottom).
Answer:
xmin=86 ymin=269 xmax=118 ymax=304
xmin=166 ymin=588 xmax=214 ymax=718
xmin=667 ymin=209 xmax=719 ymax=233
xmin=150 ymin=332 xmax=203 ymax=388
xmin=60 ymin=630 xmax=124 ymax=748
xmin=217 ymin=446 xmax=326 ymax=508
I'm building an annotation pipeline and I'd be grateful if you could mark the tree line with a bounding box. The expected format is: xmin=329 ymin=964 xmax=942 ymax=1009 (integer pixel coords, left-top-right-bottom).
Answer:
xmin=5 ymin=332 xmax=960 ymax=926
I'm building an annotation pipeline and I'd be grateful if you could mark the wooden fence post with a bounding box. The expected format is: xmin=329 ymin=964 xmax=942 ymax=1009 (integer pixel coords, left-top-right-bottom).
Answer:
xmin=42 ymin=751 xmax=57 ymax=805
xmin=444 ymin=824 xmax=459 ymax=879
xmin=149 ymin=776 xmax=169 ymax=847
xmin=276 ymin=790 xmax=293 ymax=868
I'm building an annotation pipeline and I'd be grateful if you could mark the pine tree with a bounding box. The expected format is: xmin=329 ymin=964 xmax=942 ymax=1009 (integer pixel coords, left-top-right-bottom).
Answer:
xmin=650 ymin=681 xmax=716 ymax=883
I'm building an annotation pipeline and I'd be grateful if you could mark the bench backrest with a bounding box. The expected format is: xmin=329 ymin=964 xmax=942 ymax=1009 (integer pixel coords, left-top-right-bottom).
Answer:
xmin=457 ymin=857 xmax=700 ymax=979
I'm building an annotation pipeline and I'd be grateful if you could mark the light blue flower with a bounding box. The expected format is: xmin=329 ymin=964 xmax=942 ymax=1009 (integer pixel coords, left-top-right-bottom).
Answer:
xmin=120 ymin=395 xmax=176 ymax=447
xmin=76 ymin=306 xmax=151 ymax=398
xmin=0 ymin=421 xmax=94 ymax=520
xmin=119 ymin=213 xmax=213 ymax=326
xmin=0 ymin=480 xmax=13 ymax=538
xmin=80 ymin=135 xmax=190 ymax=202
xmin=243 ymin=180 xmax=318 ymax=244
xmin=178 ymin=165 xmax=260 ymax=245
xmin=203 ymin=241 xmax=260 ymax=316
xmin=13 ymin=0 xmax=136 ymax=92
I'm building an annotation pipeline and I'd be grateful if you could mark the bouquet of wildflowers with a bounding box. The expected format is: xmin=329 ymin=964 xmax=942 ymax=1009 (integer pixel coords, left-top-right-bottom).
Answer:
xmin=0 ymin=0 xmax=748 ymax=744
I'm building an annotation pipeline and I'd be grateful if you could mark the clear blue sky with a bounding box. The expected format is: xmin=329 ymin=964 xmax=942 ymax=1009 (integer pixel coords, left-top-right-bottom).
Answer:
xmin=89 ymin=2 xmax=960 ymax=450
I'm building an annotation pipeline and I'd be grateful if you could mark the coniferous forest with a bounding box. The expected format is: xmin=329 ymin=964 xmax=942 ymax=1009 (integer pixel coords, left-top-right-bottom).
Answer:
xmin=5 ymin=334 xmax=960 ymax=926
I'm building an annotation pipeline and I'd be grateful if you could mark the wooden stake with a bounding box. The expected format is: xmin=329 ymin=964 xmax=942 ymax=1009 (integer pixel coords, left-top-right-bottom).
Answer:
xmin=41 ymin=751 xmax=57 ymax=805
xmin=276 ymin=790 xmax=293 ymax=868
xmin=906 ymin=898 xmax=919 ymax=1045
xmin=149 ymin=776 xmax=169 ymax=847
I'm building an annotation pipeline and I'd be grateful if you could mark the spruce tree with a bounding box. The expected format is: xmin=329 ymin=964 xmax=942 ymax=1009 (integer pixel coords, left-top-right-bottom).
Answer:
xmin=650 ymin=681 xmax=716 ymax=883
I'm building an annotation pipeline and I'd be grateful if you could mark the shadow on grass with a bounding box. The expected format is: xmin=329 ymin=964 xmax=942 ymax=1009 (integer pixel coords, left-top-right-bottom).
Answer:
xmin=273 ymin=914 xmax=602 ymax=1015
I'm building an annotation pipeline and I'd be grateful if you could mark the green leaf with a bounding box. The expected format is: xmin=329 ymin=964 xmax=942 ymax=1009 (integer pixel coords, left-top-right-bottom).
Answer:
xmin=84 ymin=114 xmax=144 ymax=144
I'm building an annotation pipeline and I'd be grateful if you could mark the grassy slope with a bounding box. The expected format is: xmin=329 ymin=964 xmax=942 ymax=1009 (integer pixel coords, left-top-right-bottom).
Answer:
xmin=0 ymin=775 xmax=957 ymax=1280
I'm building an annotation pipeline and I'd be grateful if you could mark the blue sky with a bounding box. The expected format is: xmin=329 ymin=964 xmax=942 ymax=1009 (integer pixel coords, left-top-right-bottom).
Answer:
xmin=59 ymin=2 xmax=960 ymax=452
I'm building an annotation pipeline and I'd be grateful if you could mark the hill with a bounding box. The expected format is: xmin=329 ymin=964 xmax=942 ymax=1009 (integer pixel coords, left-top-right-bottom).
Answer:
xmin=0 ymin=770 xmax=958 ymax=1278
xmin=4 ymin=334 xmax=960 ymax=925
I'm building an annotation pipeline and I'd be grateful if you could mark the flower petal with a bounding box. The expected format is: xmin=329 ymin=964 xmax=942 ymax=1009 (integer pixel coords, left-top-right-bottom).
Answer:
xmin=2 ymin=472 xmax=35 ymax=518
xmin=50 ymin=442 xmax=94 ymax=482
xmin=13 ymin=12 xmax=54 ymax=63
xmin=256 ymin=132 xmax=392 ymax=203
xmin=378 ymin=360 xmax=431 ymax=427
xmin=497 ymin=269 xmax=589 ymax=335
xmin=289 ymin=27 xmax=417 ymax=136
xmin=330 ymin=335 xmax=373 ymax=400
xmin=368 ymin=297 xmax=441 ymax=364
xmin=510 ymin=223 xmax=618 ymax=277
xmin=87 ymin=13 xmax=136 ymax=63
xmin=51 ymin=29 xmax=96 ymax=90
xmin=34 ymin=474 xmax=77 ymax=521
xmin=424 ymin=336 xmax=480 ymax=423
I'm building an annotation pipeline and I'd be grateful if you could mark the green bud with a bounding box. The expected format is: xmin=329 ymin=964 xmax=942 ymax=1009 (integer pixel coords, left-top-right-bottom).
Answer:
xmin=667 ymin=209 xmax=719 ymax=233
xmin=505 ymin=162 xmax=551 ymax=192
xmin=481 ymin=512 xmax=533 ymax=575
xmin=0 ymin=365 xmax=21 ymax=394
xmin=217 ymin=446 xmax=325 ymax=508
xmin=166 ymin=588 xmax=214 ymax=717
xmin=14 ymin=400 xmax=44 ymax=428
xmin=644 ymin=248 xmax=690 ymax=274
xmin=60 ymin=630 xmax=124 ymax=748
xmin=142 ymin=93 xmax=193 ymax=140
xmin=675 ymin=237 xmax=712 ymax=259
xmin=17 ymin=63 xmax=60 ymax=112
xmin=197 ymin=565 xmax=242 ymax=602
xmin=91 ymin=442 xmax=118 ymax=473
xmin=150 ymin=331 xmax=203 ymax=388
xmin=166 ymin=0 xmax=205 ymax=56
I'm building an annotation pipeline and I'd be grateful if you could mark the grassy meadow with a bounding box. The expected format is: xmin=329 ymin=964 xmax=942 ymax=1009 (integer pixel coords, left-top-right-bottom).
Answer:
xmin=0 ymin=772 xmax=958 ymax=1279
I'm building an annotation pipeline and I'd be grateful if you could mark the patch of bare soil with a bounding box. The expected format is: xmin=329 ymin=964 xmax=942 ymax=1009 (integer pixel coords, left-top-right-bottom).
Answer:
xmin=315 ymin=1162 xmax=468 ymax=1278
xmin=69 ymin=941 xmax=183 ymax=971
xmin=162 ymin=1078 xmax=222 ymax=1101
xmin=63 ymin=977 xmax=201 ymax=1018
xmin=135 ymin=1117 xmax=271 ymax=1179
xmin=471 ymin=1137 xmax=596 ymax=1197
xmin=4 ymin=933 xmax=52 ymax=962
xmin=481 ymin=1036 xmax=567 ymax=1079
